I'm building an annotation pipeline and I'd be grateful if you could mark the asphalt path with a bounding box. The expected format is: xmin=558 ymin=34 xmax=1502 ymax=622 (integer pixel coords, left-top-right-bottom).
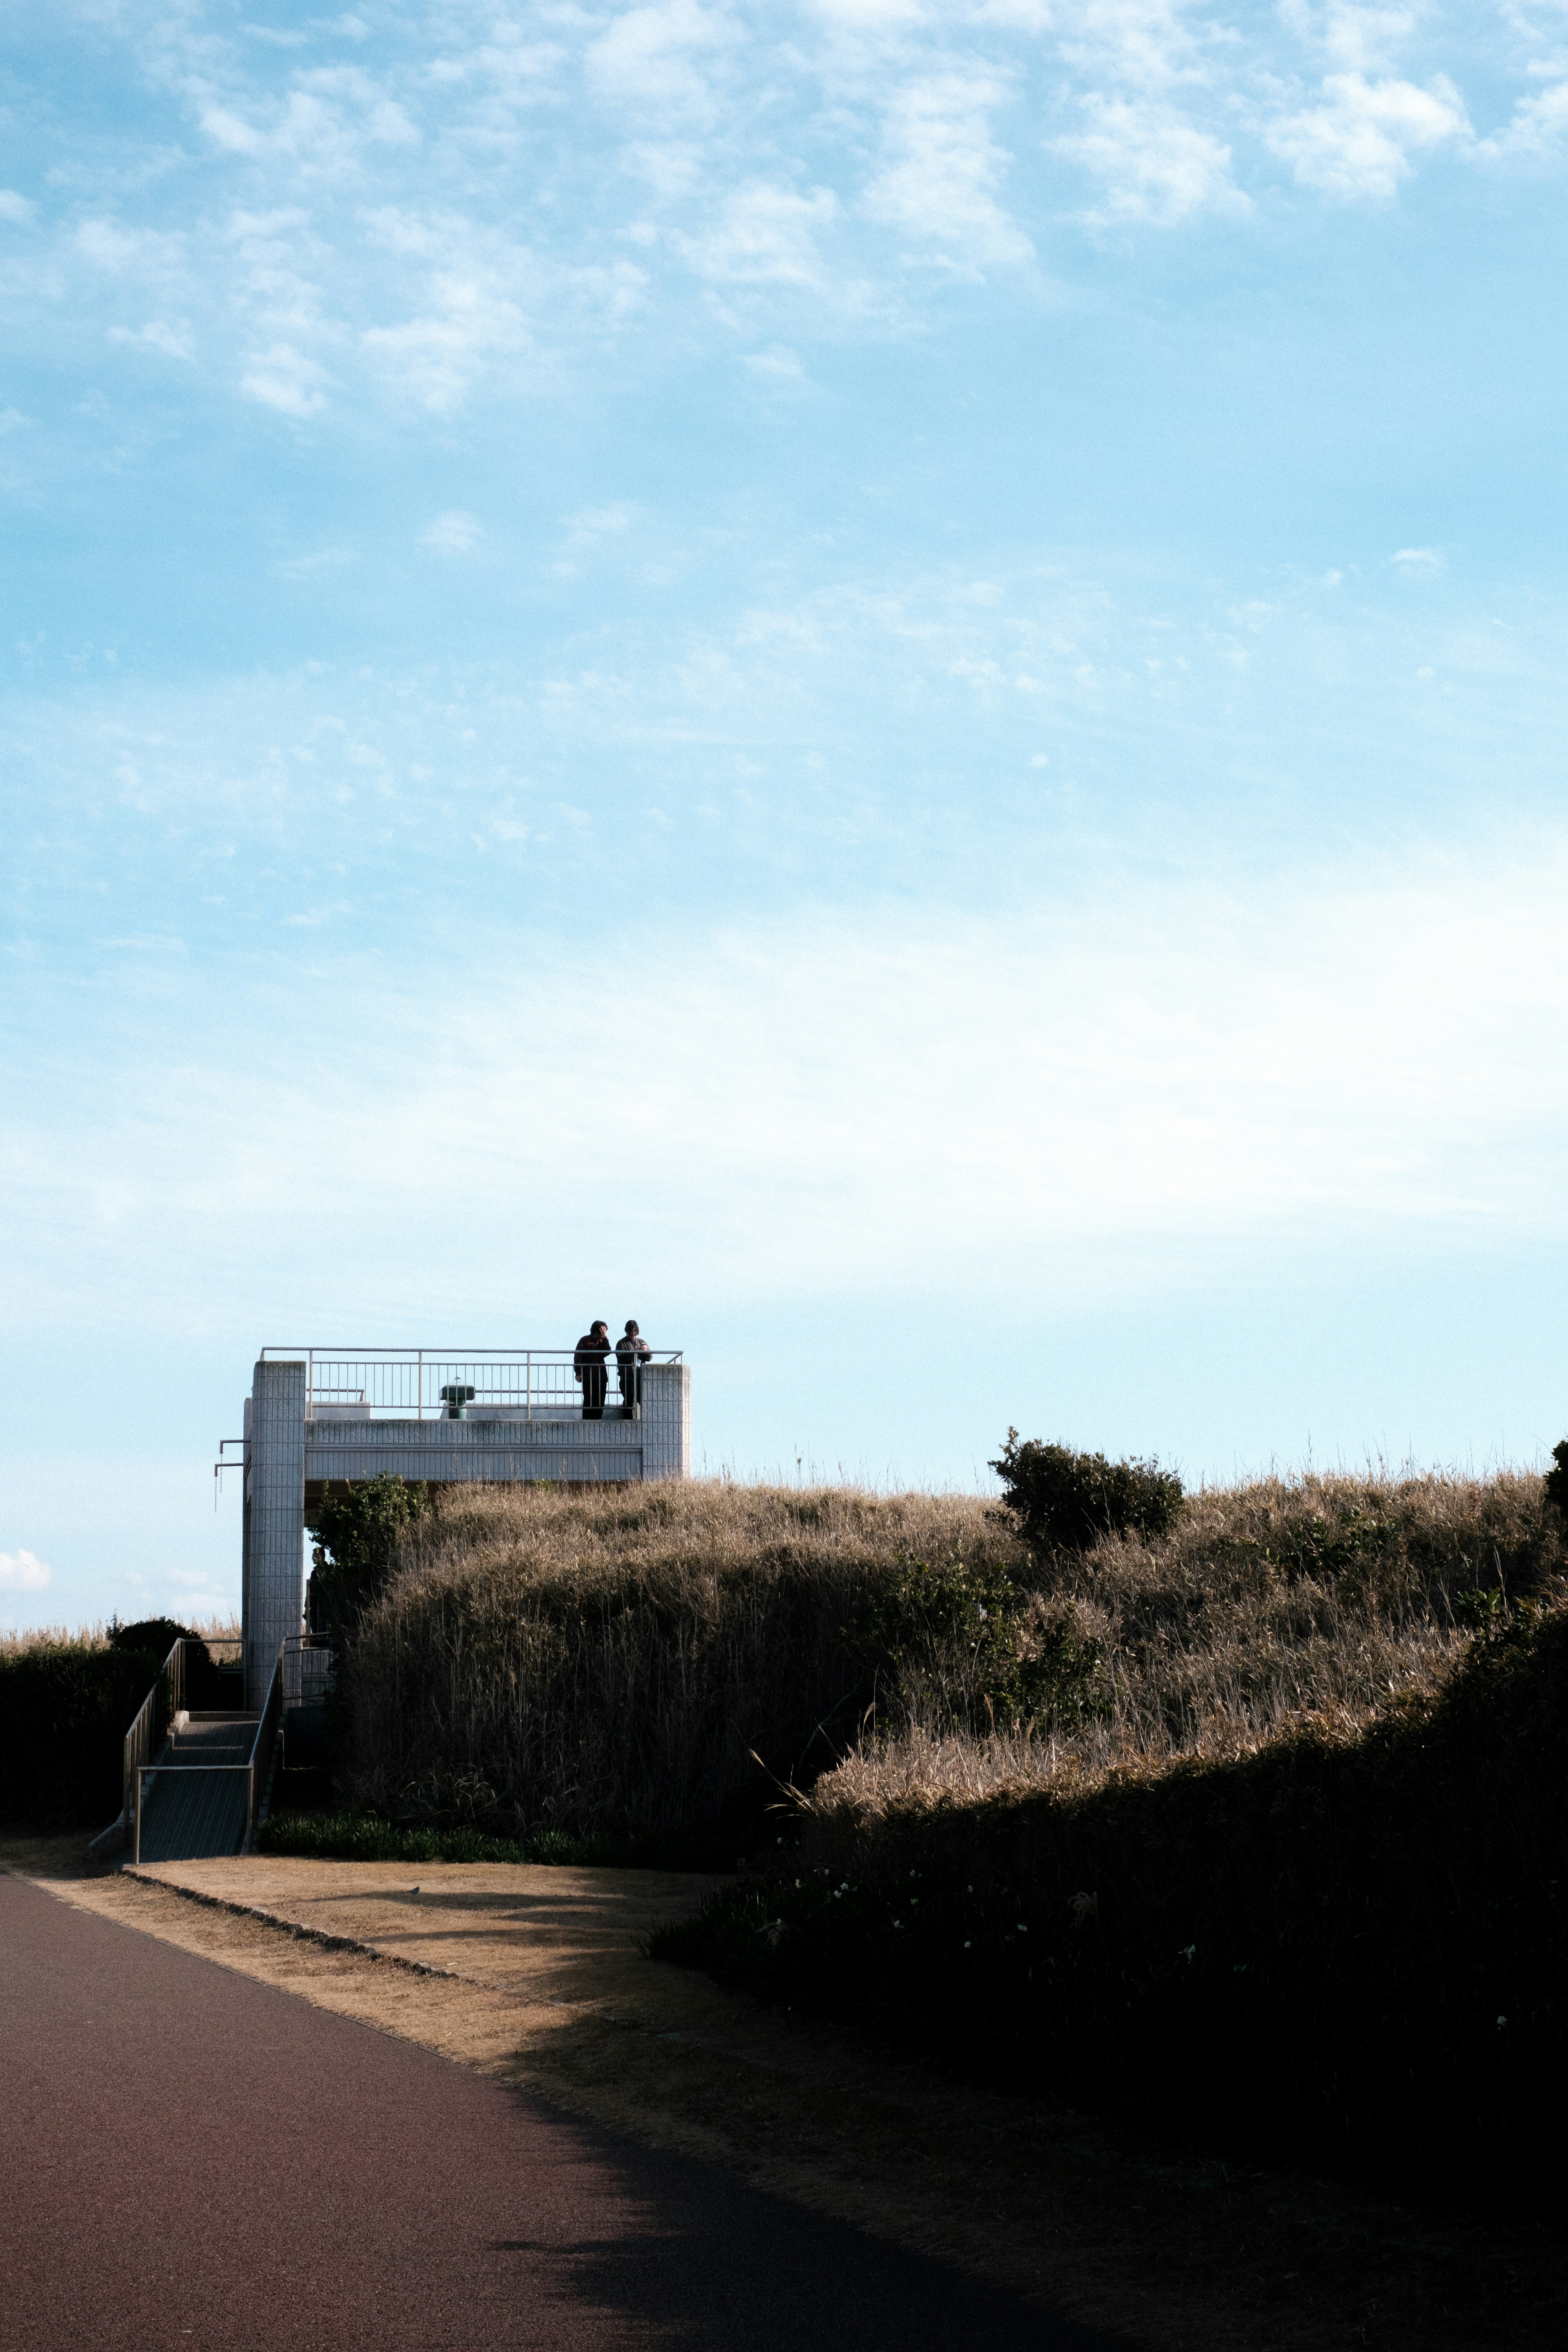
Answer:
xmin=0 ymin=1872 xmax=1132 ymax=2352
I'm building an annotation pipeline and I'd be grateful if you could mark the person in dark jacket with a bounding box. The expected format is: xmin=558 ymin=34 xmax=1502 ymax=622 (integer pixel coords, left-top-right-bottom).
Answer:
xmin=573 ymin=1322 xmax=611 ymax=1419
xmin=616 ymin=1320 xmax=652 ymax=1412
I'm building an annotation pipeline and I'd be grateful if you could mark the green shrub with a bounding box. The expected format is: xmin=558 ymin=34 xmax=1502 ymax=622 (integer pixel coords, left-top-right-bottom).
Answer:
xmin=306 ymin=1473 xmax=432 ymax=1633
xmin=1545 ymin=1439 xmax=1568 ymax=1524
xmin=990 ymin=1431 xmax=1185 ymax=1556
xmin=849 ymin=1554 xmax=1104 ymax=1731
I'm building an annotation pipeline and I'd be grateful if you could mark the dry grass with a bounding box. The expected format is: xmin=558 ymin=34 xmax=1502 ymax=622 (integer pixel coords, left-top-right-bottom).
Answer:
xmin=816 ymin=1466 xmax=1561 ymax=1826
xmin=351 ymin=1467 xmax=1563 ymax=1842
xmin=350 ymin=1482 xmax=1019 ymax=1834
xmin=345 ymin=1468 xmax=1564 ymax=1846
xmin=0 ymin=1613 xmax=241 ymax=1659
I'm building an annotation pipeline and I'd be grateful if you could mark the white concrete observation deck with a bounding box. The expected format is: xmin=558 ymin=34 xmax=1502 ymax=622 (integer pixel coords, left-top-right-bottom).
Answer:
xmin=234 ymin=1346 xmax=690 ymax=1707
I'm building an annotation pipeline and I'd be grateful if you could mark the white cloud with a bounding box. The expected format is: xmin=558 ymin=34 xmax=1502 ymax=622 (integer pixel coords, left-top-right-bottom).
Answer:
xmin=684 ymin=183 xmax=839 ymax=284
xmin=0 ymin=1549 xmax=51 ymax=1592
xmin=7 ymin=844 xmax=1568 ymax=1336
xmin=1267 ymin=72 xmax=1469 ymax=198
xmin=587 ymin=0 xmax=735 ymax=118
xmin=240 ymin=341 xmax=335 ymax=415
xmin=1287 ymin=2 xmax=1422 ymax=75
xmin=421 ymin=509 xmax=483 ymax=553
xmin=1476 ymin=77 xmax=1568 ymax=162
xmin=1392 ymin=545 xmax=1443 ymax=569
xmin=75 ymin=219 xmax=183 ymax=273
xmin=742 ymin=343 xmax=806 ymax=378
xmin=1054 ymin=95 xmax=1249 ymax=224
xmin=864 ymin=74 xmax=1033 ymax=266
xmin=362 ymin=276 xmax=528 ymax=411
xmin=0 ymin=189 xmax=34 ymax=223
xmin=196 ymin=68 xmax=418 ymax=172
xmin=108 ymin=320 xmax=194 ymax=360
xmin=275 ymin=544 xmax=357 ymax=578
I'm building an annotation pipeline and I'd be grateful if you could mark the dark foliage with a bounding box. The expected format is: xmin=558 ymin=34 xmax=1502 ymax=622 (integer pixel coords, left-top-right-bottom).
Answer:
xmin=652 ymin=1601 xmax=1568 ymax=2214
xmin=1546 ymin=1439 xmax=1568 ymax=1525
xmin=991 ymin=1431 xmax=1185 ymax=1557
xmin=258 ymin=1807 xmax=737 ymax=1873
xmin=0 ymin=1642 xmax=166 ymax=1830
xmin=306 ymin=1473 xmax=432 ymax=1634
xmin=108 ymin=1617 xmax=198 ymax=1659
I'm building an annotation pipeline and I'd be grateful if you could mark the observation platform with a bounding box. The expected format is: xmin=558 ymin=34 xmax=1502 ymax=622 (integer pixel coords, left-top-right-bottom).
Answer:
xmin=228 ymin=1346 xmax=692 ymax=1706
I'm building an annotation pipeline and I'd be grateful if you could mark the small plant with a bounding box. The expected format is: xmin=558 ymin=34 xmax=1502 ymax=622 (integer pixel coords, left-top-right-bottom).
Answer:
xmin=1545 ymin=1439 xmax=1568 ymax=1525
xmin=305 ymin=1472 xmax=432 ymax=1633
xmin=107 ymin=1617 xmax=200 ymax=1662
xmin=991 ymin=1431 xmax=1185 ymax=1557
xmin=1261 ymin=1504 xmax=1397 ymax=1583
xmin=849 ymin=1552 xmax=1104 ymax=1732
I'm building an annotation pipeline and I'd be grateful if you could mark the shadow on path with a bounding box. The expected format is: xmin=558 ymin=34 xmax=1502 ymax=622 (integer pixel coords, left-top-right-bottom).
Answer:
xmin=1 ymin=1871 xmax=1143 ymax=2352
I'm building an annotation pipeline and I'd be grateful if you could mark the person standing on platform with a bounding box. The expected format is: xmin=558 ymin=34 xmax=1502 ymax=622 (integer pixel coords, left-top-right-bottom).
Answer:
xmin=573 ymin=1321 xmax=611 ymax=1419
xmin=616 ymin=1320 xmax=652 ymax=1413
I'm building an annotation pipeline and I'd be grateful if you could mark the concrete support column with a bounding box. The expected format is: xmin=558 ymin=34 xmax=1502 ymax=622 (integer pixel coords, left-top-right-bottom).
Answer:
xmin=641 ymin=1360 xmax=691 ymax=1480
xmin=244 ymin=1356 xmax=307 ymax=1708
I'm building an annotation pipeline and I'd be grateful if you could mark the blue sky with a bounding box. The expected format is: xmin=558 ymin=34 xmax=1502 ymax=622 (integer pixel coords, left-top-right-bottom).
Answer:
xmin=4 ymin=0 xmax=1567 ymax=1628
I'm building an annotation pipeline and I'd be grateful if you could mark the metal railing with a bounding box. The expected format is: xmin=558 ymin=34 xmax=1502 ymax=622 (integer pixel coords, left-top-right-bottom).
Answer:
xmin=259 ymin=1346 xmax=680 ymax=1423
xmin=283 ymin=1631 xmax=334 ymax=1706
xmin=131 ymin=1644 xmax=283 ymax=1866
xmin=120 ymin=1635 xmax=242 ymax=1820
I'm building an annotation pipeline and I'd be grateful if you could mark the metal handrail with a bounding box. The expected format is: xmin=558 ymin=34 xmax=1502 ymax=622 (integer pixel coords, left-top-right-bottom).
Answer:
xmin=122 ymin=1637 xmax=183 ymax=1821
xmin=131 ymin=1644 xmax=284 ymax=1865
xmin=257 ymin=1346 xmax=681 ymax=1424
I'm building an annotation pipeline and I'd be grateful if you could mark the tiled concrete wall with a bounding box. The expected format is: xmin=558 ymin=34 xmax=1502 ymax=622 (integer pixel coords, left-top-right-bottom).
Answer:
xmin=641 ymin=1361 xmax=691 ymax=1479
xmin=304 ymin=1416 xmax=643 ymax=1485
xmin=244 ymin=1357 xmax=307 ymax=1709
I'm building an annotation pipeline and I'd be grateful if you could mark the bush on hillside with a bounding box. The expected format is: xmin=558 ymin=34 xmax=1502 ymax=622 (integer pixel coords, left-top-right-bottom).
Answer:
xmin=107 ymin=1617 xmax=200 ymax=1662
xmin=1545 ymin=1438 xmax=1568 ymax=1524
xmin=849 ymin=1554 xmax=1105 ymax=1733
xmin=991 ymin=1432 xmax=1185 ymax=1557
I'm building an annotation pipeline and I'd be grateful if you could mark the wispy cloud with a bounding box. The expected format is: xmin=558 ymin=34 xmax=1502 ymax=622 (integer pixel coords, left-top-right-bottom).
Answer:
xmin=421 ymin=509 xmax=484 ymax=553
xmin=1267 ymin=71 xmax=1470 ymax=199
xmin=864 ymin=73 xmax=1033 ymax=267
xmin=1054 ymin=94 xmax=1247 ymax=223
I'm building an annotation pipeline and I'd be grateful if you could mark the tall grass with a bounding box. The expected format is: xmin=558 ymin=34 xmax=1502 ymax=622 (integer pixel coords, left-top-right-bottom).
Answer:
xmin=814 ymin=1466 xmax=1557 ymax=1831
xmin=341 ymin=1468 xmax=1559 ymax=1841
xmin=345 ymin=1483 xmax=1017 ymax=1835
xmin=0 ymin=1614 xmax=241 ymax=1659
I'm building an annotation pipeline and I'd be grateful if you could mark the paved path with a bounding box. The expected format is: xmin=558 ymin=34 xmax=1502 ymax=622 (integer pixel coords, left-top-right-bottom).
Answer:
xmin=1 ymin=1872 xmax=1127 ymax=2352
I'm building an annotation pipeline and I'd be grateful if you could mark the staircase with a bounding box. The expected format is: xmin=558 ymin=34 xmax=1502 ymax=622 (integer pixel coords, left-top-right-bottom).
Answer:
xmin=134 ymin=1711 xmax=264 ymax=1863
xmin=96 ymin=1637 xmax=285 ymax=1865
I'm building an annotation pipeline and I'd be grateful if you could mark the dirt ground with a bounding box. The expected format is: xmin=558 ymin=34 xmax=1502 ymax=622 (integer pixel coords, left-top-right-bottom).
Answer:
xmin=6 ymin=1834 xmax=1563 ymax=2352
